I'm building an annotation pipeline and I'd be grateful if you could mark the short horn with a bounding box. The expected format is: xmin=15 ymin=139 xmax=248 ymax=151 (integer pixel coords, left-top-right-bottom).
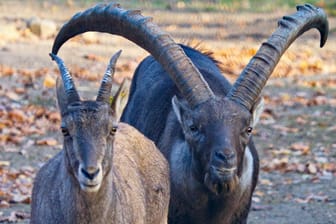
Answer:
xmin=49 ymin=53 xmax=80 ymax=103
xmin=96 ymin=50 xmax=122 ymax=103
xmin=51 ymin=3 xmax=214 ymax=108
xmin=227 ymin=4 xmax=328 ymax=110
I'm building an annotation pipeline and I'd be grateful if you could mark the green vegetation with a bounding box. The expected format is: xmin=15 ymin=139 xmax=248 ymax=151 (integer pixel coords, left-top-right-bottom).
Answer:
xmin=28 ymin=0 xmax=336 ymax=14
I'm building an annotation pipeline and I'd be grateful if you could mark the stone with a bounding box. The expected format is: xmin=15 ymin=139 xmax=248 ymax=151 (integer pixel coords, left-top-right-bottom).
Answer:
xmin=27 ymin=17 xmax=57 ymax=39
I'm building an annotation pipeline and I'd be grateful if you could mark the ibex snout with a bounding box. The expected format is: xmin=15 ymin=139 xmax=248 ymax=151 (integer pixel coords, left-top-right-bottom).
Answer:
xmin=214 ymin=149 xmax=236 ymax=166
xmin=212 ymin=146 xmax=237 ymax=170
xmin=78 ymin=164 xmax=103 ymax=192
xmin=204 ymin=147 xmax=238 ymax=195
xmin=81 ymin=167 xmax=100 ymax=180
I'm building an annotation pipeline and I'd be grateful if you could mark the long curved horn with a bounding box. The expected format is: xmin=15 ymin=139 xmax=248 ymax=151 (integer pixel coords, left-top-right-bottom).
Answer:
xmin=49 ymin=53 xmax=80 ymax=103
xmin=96 ymin=50 xmax=122 ymax=103
xmin=52 ymin=3 xmax=214 ymax=108
xmin=227 ymin=4 xmax=328 ymax=110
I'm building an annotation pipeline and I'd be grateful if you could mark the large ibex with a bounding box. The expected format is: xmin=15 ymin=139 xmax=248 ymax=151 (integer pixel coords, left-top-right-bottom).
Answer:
xmin=51 ymin=3 xmax=328 ymax=224
xmin=30 ymin=51 xmax=170 ymax=224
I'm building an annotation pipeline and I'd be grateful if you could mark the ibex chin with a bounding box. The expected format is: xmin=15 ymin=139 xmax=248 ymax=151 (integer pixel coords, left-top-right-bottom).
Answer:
xmin=50 ymin=3 xmax=328 ymax=224
xmin=30 ymin=51 xmax=170 ymax=224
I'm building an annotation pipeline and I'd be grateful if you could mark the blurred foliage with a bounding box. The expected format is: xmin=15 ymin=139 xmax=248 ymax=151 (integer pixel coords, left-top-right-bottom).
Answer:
xmin=9 ymin=0 xmax=334 ymax=15
xmin=42 ymin=0 xmax=336 ymax=14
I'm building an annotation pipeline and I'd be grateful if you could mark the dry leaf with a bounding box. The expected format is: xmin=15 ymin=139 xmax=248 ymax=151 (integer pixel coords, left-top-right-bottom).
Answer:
xmin=11 ymin=193 xmax=30 ymax=204
xmin=272 ymin=125 xmax=299 ymax=134
xmin=14 ymin=87 xmax=26 ymax=95
xmin=5 ymin=91 xmax=21 ymax=101
xmin=306 ymin=163 xmax=318 ymax=174
xmin=47 ymin=111 xmax=60 ymax=123
xmin=0 ymin=64 xmax=15 ymax=76
xmin=295 ymin=194 xmax=328 ymax=204
xmin=8 ymin=109 xmax=27 ymax=122
xmin=290 ymin=142 xmax=310 ymax=155
xmin=252 ymin=204 xmax=273 ymax=211
xmin=83 ymin=54 xmax=104 ymax=62
xmin=0 ymin=200 xmax=9 ymax=208
xmin=36 ymin=138 xmax=58 ymax=146
xmin=43 ymin=74 xmax=56 ymax=88
xmin=0 ymin=161 xmax=10 ymax=166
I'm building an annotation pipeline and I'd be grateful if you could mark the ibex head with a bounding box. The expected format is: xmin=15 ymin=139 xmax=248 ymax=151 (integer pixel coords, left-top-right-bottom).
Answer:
xmin=50 ymin=3 xmax=328 ymax=195
xmin=51 ymin=51 xmax=126 ymax=193
xmin=172 ymin=96 xmax=263 ymax=193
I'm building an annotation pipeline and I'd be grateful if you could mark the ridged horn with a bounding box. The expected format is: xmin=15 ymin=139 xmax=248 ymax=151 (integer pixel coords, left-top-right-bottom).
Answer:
xmin=227 ymin=4 xmax=328 ymax=110
xmin=52 ymin=3 xmax=214 ymax=108
xmin=96 ymin=50 xmax=122 ymax=103
xmin=49 ymin=53 xmax=80 ymax=103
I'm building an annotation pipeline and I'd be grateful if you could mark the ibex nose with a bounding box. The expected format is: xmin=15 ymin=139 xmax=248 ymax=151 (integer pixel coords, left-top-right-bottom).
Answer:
xmin=214 ymin=149 xmax=235 ymax=163
xmin=81 ymin=167 xmax=100 ymax=180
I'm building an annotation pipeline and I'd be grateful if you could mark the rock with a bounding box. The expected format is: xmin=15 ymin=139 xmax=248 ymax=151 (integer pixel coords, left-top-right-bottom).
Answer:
xmin=27 ymin=17 xmax=57 ymax=39
xmin=0 ymin=24 xmax=21 ymax=42
xmin=81 ymin=32 xmax=99 ymax=44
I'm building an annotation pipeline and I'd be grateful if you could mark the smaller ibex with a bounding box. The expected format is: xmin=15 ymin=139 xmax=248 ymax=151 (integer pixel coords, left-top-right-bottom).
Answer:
xmin=30 ymin=51 xmax=170 ymax=224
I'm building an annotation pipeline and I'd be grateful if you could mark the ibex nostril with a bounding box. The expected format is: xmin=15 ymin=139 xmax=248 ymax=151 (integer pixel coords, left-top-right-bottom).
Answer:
xmin=215 ymin=151 xmax=226 ymax=161
xmin=81 ymin=168 xmax=100 ymax=180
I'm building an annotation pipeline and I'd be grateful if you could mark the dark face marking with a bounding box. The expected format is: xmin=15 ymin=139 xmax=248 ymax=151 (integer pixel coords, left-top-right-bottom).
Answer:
xmin=174 ymin=97 xmax=253 ymax=195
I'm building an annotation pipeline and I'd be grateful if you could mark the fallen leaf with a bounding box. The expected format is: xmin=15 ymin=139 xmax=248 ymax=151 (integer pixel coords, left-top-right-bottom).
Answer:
xmin=34 ymin=68 xmax=49 ymax=77
xmin=306 ymin=163 xmax=318 ymax=174
xmin=0 ymin=200 xmax=9 ymax=208
xmin=295 ymin=194 xmax=328 ymax=203
xmin=0 ymin=161 xmax=10 ymax=166
xmin=8 ymin=109 xmax=27 ymax=122
xmin=35 ymin=138 xmax=58 ymax=146
xmin=251 ymin=204 xmax=273 ymax=211
xmin=10 ymin=193 xmax=30 ymax=204
xmin=83 ymin=54 xmax=104 ymax=62
xmin=252 ymin=196 xmax=261 ymax=203
xmin=272 ymin=125 xmax=299 ymax=134
xmin=14 ymin=87 xmax=26 ymax=95
xmin=43 ymin=74 xmax=56 ymax=88
xmin=14 ymin=211 xmax=30 ymax=220
xmin=290 ymin=142 xmax=310 ymax=155
xmin=5 ymin=91 xmax=21 ymax=101
xmin=0 ymin=211 xmax=30 ymax=222
xmin=47 ymin=111 xmax=61 ymax=123
xmin=0 ymin=64 xmax=15 ymax=76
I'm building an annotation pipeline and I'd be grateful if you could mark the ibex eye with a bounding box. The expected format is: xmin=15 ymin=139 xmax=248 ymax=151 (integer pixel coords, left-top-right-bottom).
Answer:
xmin=247 ymin=127 xmax=253 ymax=133
xmin=61 ymin=127 xmax=70 ymax=136
xmin=110 ymin=126 xmax=118 ymax=135
xmin=189 ymin=125 xmax=198 ymax=132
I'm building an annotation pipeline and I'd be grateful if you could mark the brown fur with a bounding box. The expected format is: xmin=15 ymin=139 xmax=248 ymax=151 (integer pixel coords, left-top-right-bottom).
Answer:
xmin=31 ymin=123 xmax=169 ymax=224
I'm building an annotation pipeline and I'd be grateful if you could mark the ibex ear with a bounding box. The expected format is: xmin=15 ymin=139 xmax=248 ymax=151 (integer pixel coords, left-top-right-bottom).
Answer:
xmin=251 ymin=97 xmax=264 ymax=128
xmin=56 ymin=77 xmax=68 ymax=115
xmin=172 ymin=96 xmax=187 ymax=124
xmin=111 ymin=78 xmax=131 ymax=121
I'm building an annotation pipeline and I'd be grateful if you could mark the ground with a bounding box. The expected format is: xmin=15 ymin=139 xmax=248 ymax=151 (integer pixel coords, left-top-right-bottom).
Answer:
xmin=0 ymin=1 xmax=335 ymax=223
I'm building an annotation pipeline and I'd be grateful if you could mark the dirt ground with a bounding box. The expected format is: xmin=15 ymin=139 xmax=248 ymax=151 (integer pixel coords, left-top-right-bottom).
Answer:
xmin=0 ymin=1 xmax=336 ymax=223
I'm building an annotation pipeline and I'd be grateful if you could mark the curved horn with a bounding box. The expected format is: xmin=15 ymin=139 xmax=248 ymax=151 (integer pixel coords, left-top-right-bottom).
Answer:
xmin=227 ymin=4 xmax=328 ymax=110
xmin=49 ymin=53 xmax=80 ymax=103
xmin=52 ymin=3 xmax=214 ymax=108
xmin=96 ymin=50 xmax=122 ymax=103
